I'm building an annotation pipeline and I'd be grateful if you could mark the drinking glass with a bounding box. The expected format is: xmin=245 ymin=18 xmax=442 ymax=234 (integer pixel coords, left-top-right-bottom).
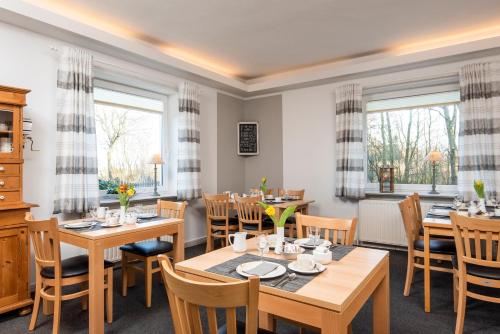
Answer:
xmin=308 ymin=226 xmax=320 ymax=246
xmin=257 ymin=234 xmax=268 ymax=262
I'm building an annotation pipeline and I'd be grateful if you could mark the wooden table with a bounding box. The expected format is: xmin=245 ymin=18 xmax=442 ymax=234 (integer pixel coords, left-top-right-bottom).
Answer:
xmin=175 ymin=238 xmax=390 ymax=334
xmin=55 ymin=217 xmax=184 ymax=334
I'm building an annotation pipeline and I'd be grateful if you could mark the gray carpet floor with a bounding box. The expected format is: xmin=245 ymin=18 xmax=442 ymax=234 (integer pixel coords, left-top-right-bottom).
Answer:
xmin=1 ymin=244 xmax=499 ymax=333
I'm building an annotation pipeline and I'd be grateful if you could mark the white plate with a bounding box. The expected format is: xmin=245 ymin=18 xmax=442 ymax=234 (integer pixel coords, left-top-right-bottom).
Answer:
xmin=101 ymin=222 xmax=123 ymax=228
xmin=288 ymin=261 xmax=326 ymax=274
xmin=63 ymin=221 xmax=97 ymax=229
xmin=236 ymin=261 xmax=286 ymax=279
xmin=137 ymin=213 xmax=157 ymax=219
xmin=294 ymin=238 xmax=332 ymax=249
xmin=429 ymin=208 xmax=451 ymax=216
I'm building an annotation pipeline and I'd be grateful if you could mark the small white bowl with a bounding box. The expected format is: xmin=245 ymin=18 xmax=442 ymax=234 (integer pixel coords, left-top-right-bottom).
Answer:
xmin=312 ymin=249 xmax=332 ymax=265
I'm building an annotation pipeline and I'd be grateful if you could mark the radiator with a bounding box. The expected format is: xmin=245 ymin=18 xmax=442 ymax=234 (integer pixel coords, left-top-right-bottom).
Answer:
xmin=358 ymin=199 xmax=433 ymax=247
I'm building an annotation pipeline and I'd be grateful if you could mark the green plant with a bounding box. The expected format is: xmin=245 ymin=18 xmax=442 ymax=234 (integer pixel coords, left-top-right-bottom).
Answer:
xmin=474 ymin=179 xmax=485 ymax=199
xmin=99 ymin=178 xmax=120 ymax=194
xmin=259 ymin=177 xmax=267 ymax=194
xmin=258 ymin=202 xmax=296 ymax=228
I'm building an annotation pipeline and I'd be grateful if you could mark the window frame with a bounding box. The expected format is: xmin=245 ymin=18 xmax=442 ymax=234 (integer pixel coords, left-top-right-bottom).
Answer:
xmin=363 ymin=81 xmax=460 ymax=194
xmin=93 ymin=78 xmax=170 ymax=195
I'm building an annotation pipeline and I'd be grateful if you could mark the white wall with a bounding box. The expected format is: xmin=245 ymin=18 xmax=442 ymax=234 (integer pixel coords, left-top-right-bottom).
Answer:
xmin=0 ymin=22 xmax=218 ymax=259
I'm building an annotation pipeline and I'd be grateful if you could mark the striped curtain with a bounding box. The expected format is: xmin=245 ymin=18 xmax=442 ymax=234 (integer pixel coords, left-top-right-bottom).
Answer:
xmin=177 ymin=81 xmax=202 ymax=200
xmin=335 ymin=83 xmax=365 ymax=199
xmin=53 ymin=47 xmax=99 ymax=214
xmin=458 ymin=62 xmax=500 ymax=200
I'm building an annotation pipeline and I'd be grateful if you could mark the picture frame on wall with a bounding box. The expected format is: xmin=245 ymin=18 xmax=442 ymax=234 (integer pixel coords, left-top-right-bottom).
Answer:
xmin=237 ymin=122 xmax=259 ymax=155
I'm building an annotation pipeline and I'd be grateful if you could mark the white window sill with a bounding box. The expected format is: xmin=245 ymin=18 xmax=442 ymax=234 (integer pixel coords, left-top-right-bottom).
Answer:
xmin=100 ymin=191 xmax=177 ymax=206
xmin=364 ymin=191 xmax=456 ymax=200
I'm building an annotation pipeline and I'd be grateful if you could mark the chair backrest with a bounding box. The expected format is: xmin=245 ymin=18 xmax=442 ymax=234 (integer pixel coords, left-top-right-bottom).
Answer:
xmin=158 ymin=255 xmax=259 ymax=334
xmin=278 ymin=189 xmax=305 ymax=200
xmin=203 ymin=193 xmax=230 ymax=221
xmin=25 ymin=213 xmax=62 ymax=278
xmin=409 ymin=193 xmax=423 ymax=227
xmin=234 ymin=194 xmax=262 ymax=228
xmin=398 ymin=196 xmax=420 ymax=249
xmin=451 ymin=212 xmax=500 ymax=271
xmin=295 ymin=213 xmax=357 ymax=245
xmin=157 ymin=200 xmax=187 ymax=219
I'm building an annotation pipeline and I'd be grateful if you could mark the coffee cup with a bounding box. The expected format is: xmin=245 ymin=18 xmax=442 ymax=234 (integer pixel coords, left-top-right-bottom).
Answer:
xmin=296 ymin=254 xmax=315 ymax=271
xmin=313 ymin=246 xmax=332 ymax=264
xmin=275 ymin=197 xmax=282 ymax=202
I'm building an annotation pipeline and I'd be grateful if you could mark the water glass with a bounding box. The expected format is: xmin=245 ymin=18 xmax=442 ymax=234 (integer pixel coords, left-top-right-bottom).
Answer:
xmin=257 ymin=234 xmax=268 ymax=262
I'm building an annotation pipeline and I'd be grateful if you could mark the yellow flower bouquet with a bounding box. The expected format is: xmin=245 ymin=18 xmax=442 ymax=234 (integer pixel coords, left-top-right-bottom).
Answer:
xmin=474 ymin=179 xmax=485 ymax=199
xmin=259 ymin=176 xmax=267 ymax=194
xmin=258 ymin=201 xmax=296 ymax=228
xmin=117 ymin=183 xmax=136 ymax=209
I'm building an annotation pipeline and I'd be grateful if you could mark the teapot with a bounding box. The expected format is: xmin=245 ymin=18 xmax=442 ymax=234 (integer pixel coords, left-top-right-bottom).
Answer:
xmin=228 ymin=232 xmax=247 ymax=253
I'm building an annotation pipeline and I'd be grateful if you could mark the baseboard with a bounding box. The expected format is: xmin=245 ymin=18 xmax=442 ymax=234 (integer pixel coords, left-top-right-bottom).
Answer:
xmin=185 ymin=236 xmax=207 ymax=248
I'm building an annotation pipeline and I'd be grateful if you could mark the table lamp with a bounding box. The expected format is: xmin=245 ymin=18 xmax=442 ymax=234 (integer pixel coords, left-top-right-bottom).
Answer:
xmin=426 ymin=151 xmax=443 ymax=194
xmin=149 ymin=154 xmax=164 ymax=197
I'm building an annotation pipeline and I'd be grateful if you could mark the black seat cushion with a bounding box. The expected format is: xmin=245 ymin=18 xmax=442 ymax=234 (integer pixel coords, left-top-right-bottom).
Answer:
xmin=211 ymin=217 xmax=239 ymax=226
xmin=120 ymin=240 xmax=174 ymax=257
xmin=40 ymin=255 xmax=114 ymax=279
xmin=218 ymin=321 xmax=274 ymax=334
xmin=242 ymin=221 xmax=275 ymax=231
xmin=285 ymin=216 xmax=296 ymax=225
xmin=452 ymin=255 xmax=500 ymax=280
xmin=414 ymin=239 xmax=456 ymax=255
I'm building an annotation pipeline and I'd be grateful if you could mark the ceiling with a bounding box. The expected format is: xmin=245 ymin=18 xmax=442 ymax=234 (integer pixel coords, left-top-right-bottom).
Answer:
xmin=27 ymin=0 xmax=500 ymax=81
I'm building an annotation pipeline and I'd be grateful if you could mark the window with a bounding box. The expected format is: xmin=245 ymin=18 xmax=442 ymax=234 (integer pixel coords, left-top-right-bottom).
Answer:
xmin=366 ymin=91 xmax=460 ymax=188
xmin=94 ymin=83 xmax=166 ymax=193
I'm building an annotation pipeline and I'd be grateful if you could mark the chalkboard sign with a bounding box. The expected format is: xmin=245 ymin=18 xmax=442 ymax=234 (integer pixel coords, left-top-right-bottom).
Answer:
xmin=238 ymin=122 xmax=259 ymax=155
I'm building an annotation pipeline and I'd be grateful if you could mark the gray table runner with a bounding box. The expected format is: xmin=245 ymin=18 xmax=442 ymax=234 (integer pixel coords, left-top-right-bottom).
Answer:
xmin=206 ymin=245 xmax=356 ymax=292
xmin=137 ymin=216 xmax=165 ymax=224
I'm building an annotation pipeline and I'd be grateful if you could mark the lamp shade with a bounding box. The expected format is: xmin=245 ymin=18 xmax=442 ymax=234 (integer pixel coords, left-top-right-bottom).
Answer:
xmin=426 ymin=151 xmax=443 ymax=162
xmin=149 ymin=153 xmax=164 ymax=164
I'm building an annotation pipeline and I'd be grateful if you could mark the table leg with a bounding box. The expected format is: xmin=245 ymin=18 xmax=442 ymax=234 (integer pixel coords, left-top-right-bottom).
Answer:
xmin=88 ymin=241 xmax=105 ymax=334
xmin=320 ymin=310 xmax=348 ymax=334
xmin=373 ymin=259 xmax=390 ymax=334
xmin=173 ymin=223 xmax=185 ymax=263
xmin=258 ymin=311 xmax=276 ymax=331
xmin=424 ymin=226 xmax=431 ymax=313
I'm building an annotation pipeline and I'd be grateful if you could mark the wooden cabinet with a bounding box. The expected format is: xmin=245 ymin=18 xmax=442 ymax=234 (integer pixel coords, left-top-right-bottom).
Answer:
xmin=0 ymin=86 xmax=36 ymax=316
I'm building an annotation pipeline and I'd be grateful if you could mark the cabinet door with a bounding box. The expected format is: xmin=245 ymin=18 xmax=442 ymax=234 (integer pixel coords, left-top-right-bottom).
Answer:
xmin=0 ymin=227 xmax=27 ymax=307
xmin=0 ymin=104 xmax=21 ymax=160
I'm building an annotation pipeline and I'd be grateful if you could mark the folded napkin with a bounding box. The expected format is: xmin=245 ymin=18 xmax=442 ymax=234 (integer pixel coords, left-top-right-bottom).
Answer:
xmin=243 ymin=262 xmax=279 ymax=276
xmin=303 ymin=239 xmax=322 ymax=247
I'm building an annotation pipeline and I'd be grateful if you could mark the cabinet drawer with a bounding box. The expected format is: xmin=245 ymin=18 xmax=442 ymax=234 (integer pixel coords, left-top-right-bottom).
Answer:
xmin=0 ymin=176 xmax=20 ymax=190
xmin=0 ymin=191 xmax=20 ymax=203
xmin=0 ymin=164 xmax=19 ymax=175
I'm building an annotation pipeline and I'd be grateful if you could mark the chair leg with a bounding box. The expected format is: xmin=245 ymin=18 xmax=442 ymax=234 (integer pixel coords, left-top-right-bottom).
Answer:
xmin=453 ymin=273 xmax=458 ymax=313
xmin=52 ymin=286 xmax=62 ymax=334
xmin=121 ymin=252 xmax=128 ymax=297
xmin=145 ymin=257 xmax=153 ymax=308
xmin=29 ymin=277 xmax=42 ymax=331
xmin=106 ymin=268 xmax=114 ymax=324
xmin=403 ymin=254 xmax=415 ymax=296
xmin=455 ymin=279 xmax=467 ymax=334
xmin=80 ymin=282 xmax=88 ymax=310
xmin=206 ymin=230 xmax=213 ymax=253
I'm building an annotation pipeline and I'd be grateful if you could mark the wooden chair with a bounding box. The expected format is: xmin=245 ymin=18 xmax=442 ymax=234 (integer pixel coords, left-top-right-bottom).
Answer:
xmin=120 ymin=199 xmax=187 ymax=308
xmin=278 ymin=189 xmax=306 ymax=238
xmin=26 ymin=214 xmax=113 ymax=334
xmin=295 ymin=213 xmax=357 ymax=245
xmin=451 ymin=213 xmax=500 ymax=334
xmin=158 ymin=254 xmax=272 ymax=334
xmin=203 ymin=193 xmax=239 ymax=253
xmin=398 ymin=196 xmax=455 ymax=297
xmin=234 ymin=194 xmax=274 ymax=237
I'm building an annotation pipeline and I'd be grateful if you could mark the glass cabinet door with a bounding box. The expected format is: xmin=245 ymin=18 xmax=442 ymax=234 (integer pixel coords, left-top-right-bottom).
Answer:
xmin=0 ymin=105 xmax=20 ymax=160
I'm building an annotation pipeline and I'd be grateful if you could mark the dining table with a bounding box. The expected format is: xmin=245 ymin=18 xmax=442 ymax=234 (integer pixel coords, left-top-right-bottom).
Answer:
xmin=48 ymin=216 xmax=184 ymax=334
xmin=175 ymin=237 xmax=390 ymax=334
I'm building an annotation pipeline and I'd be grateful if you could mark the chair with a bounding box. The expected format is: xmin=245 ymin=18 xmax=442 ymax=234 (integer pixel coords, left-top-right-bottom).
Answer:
xmin=234 ymin=194 xmax=274 ymax=236
xmin=26 ymin=214 xmax=113 ymax=334
xmin=203 ymin=193 xmax=239 ymax=253
xmin=295 ymin=213 xmax=357 ymax=245
xmin=278 ymin=189 xmax=306 ymax=238
xmin=451 ymin=213 xmax=500 ymax=334
xmin=120 ymin=199 xmax=187 ymax=308
xmin=158 ymin=254 xmax=272 ymax=334
xmin=398 ymin=196 xmax=455 ymax=297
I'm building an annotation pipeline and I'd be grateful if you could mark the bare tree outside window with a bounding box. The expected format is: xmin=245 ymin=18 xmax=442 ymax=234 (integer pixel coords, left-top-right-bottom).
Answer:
xmin=367 ymin=103 xmax=459 ymax=185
